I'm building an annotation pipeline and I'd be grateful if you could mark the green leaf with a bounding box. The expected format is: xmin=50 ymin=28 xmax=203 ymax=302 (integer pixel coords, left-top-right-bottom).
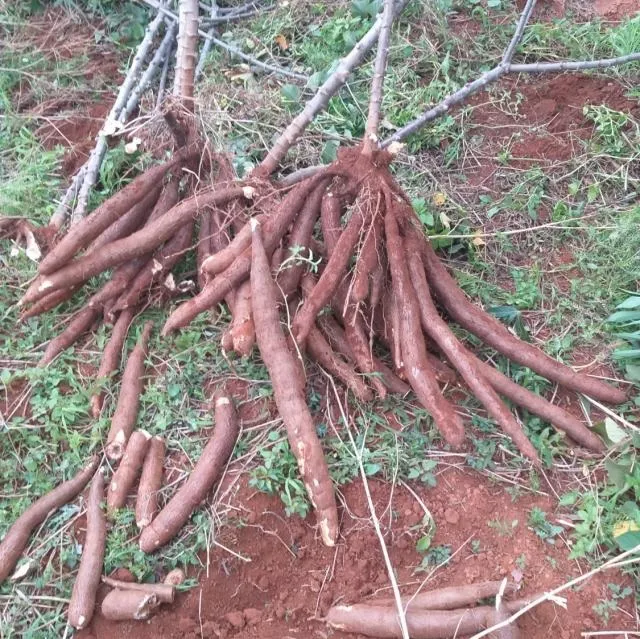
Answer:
xmin=416 ymin=535 xmax=432 ymax=553
xmin=607 ymin=310 xmax=640 ymax=324
xmin=364 ymin=462 xmax=381 ymax=476
xmin=605 ymin=458 xmax=631 ymax=490
xmin=605 ymin=417 xmax=628 ymax=444
xmin=617 ymin=296 xmax=640 ymax=310
xmin=615 ymin=530 xmax=640 ymax=552
xmin=280 ymin=84 xmax=301 ymax=103
xmin=321 ymin=139 xmax=339 ymax=164
xmin=625 ymin=363 xmax=640 ymax=382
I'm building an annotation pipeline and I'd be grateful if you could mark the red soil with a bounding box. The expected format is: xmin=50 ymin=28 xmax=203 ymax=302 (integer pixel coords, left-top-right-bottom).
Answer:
xmin=78 ymin=469 xmax=636 ymax=639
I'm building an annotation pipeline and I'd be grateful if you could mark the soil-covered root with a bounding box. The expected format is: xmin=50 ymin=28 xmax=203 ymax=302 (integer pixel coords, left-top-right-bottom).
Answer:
xmin=420 ymin=240 xmax=627 ymax=405
xmin=68 ymin=469 xmax=106 ymax=630
xmin=106 ymin=321 xmax=153 ymax=461
xmin=384 ymin=203 xmax=465 ymax=447
xmin=85 ymin=185 xmax=160 ymax=254
xmin=20 ymin=186 xmax=246 ymax=308
xmin=108 ymin=430 xmax=152 ymax=511
xmin=102 ymin=576 xmax=175 ymax=603
xmin=90 ymin=308 xmax=136 ymax=418
xmin=139 ymin=395 xmax=239 ymax=552
xmin=325 ymin=597 xmax=531 ymax=639
xmin=136 ymin=436 xmax=166 ymax=528
xmin=405 ymin=243 xmax=540 ymax=463
xmin=38 ymin=306 xmax=101 ymax=366
xmin=251 ymin=220 xmax=339 ymax=547
xmin=0 ymin=457 xmax=99 ymax=583
xmin=38 ymin=147 xmax=198 ymax=276
xmin=101 ymin=588 xmax=160 ymax=621
xmin=224 ymin=279 xmax=255 ymax=356
xmin=366 ymin=580 xmax=517 ymax=610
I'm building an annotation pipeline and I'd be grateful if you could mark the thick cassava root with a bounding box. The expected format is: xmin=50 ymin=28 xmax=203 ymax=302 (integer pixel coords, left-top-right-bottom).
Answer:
xmin=136 ymin=436 xmax=166 ymax=528
xmin=108 ymin=430 xmax=152 ymax=511
xmin=139 ymin=395 xmax=239 ymax=552
xmin=0 ymin=457 xmax=99 ymax=583
xmin=101 ymin=588 xmax=160 ymax=621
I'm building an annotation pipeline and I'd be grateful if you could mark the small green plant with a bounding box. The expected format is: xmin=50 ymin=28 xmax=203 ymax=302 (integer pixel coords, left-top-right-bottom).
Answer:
xmin=416 ymin=544 xmax=452 ymax=571
xmin=607 ymin=294 xmax=640 ymax=387
xmin=470 ymin=539 xmax=482 ymax=554
xmin=592 ymin=583 xmax=633 ymax=624
xmin=250 ymin=433 xmax=310 ymax=518
xmin=528 ymin=507 xmax=564 ymax=543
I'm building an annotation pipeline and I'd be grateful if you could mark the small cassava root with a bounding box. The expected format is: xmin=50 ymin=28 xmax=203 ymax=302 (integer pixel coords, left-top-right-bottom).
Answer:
xmin=68 ymin=469 xmax=106 ymax=630
xmin=139 ymin=394 xmax=240 ymax=552
xmin=0 ymin=457 xmax=99 ymax=583
xmin=106 ymin=321 xmax=153 ymax=461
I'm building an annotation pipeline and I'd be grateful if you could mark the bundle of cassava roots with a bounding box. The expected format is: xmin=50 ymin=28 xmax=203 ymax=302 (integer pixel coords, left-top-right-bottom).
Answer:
xmin=2 ymin=0 xmax=635 ymax=631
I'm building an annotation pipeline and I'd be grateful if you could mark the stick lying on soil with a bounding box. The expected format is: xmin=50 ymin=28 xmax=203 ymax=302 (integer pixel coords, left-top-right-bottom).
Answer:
xmin=139 ymin=394 xmax=239 ymax=552
xmin=101 ymin=588 xmax=160 ymax=621
xmin=68 ymin=469 xmax=106 ymax=630
xmin=106 ymin=322 xmax=153 ymax=461
xmin=136 ymin=436 xmax=166 ymax=528
xmin=0 ymin=457 xmax=99 ymax=584
xmin=108 ymin=430 xmax=152 ymax=511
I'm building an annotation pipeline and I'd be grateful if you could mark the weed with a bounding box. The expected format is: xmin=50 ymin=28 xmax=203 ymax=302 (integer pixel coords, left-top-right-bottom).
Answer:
xmin=528 ymin=507 xmax=564 ymax=543
xmin=416 ymin=544 xmax=452 ymax=570
xmin=593 ymin=583 xmax=633 ymax=624
xmin=488 ymin=518 xmax=519 ymax=537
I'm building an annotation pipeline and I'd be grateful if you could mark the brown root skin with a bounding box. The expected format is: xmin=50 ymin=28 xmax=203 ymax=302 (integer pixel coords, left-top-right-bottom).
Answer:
xmin=102 ymin=576 xmax=174 ymax=604
xmin=68 ymin=469 xmax=106 ymax=630
xmin=20 ymin=186 xmax=245 ymax=308
xmin=226 ymin=279 xmax=255 ymax=356
xmin=0 ymin=457 xmax=99 ymax=584
xmin=277 ymin=179 xmax=328 ymax=299
xmin=111 ymin=219 xmax=194 ymax=316
xmin=139 ymin=395 xmax=239 ymax=552
xmin=325 ymin=598 xmax=530 ymax=639
xmin=420 ymin=240 xmax=627 ymax=405
xmin=106 ymin=321 xmax=153 ymax=461
xmin=406 ymin=243 xmax=540 ymax=463
xmin=85 ymin=185 xmax=160 ymax=254
xmin=163 ymin=175 xmax=329 ymax=335
xmin=476 ymin=357 xmax=605 ymax=452
xmin=197 ymin=209 xmax=213 ymax=290
xmin=292 ymin=191 xmax=365 ymax=345
xmin=90 ymin=308 xmax=136 ymax=418
xmin=136 ymin=436 xmax=166 ymax=528
xmin=251 ymin=221 xmax=339 ymax=547
xmin=38 ymin=306 xmax=101 ymax=367
xmin=20 ymin=285 xmax=80 ymax=321
xmin=39 ymin=148 xmax=196 ymax=276
xmin=384 ymin=203 xmax=465 ymax=447
xmin=107 ymin=430 xmax=152 ymax=512
xmin=320 ymin=190 xmax=343 ymax=257
xmin=100 ymin=588 xmax=160 ymax=621
xmin=352 ymin=200 xmax=383 ymax=303
xmin=307 ymin=325 xmax=374 ymax=402
xmin=366 ymin=581 xmax=517 ymax=610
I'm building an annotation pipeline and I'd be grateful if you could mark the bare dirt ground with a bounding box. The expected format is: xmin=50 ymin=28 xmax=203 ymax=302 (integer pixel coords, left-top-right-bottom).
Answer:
xmin=78 ymin=469 xmax=637 ymax=638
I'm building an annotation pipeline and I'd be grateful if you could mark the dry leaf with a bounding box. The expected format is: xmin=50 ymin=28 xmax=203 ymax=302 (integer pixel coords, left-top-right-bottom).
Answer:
xmin=275 ymin=34 xmax=289 ymax=50
xmin=472 ymin=231 xmax=485 ymax=246
xmin=433 ymin=192 xmax=447 ymax=207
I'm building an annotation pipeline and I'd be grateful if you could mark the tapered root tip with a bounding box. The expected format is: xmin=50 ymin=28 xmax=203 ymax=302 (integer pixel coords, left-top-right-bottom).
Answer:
xmin=250 ymin=218 xmax=260 ymax=231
